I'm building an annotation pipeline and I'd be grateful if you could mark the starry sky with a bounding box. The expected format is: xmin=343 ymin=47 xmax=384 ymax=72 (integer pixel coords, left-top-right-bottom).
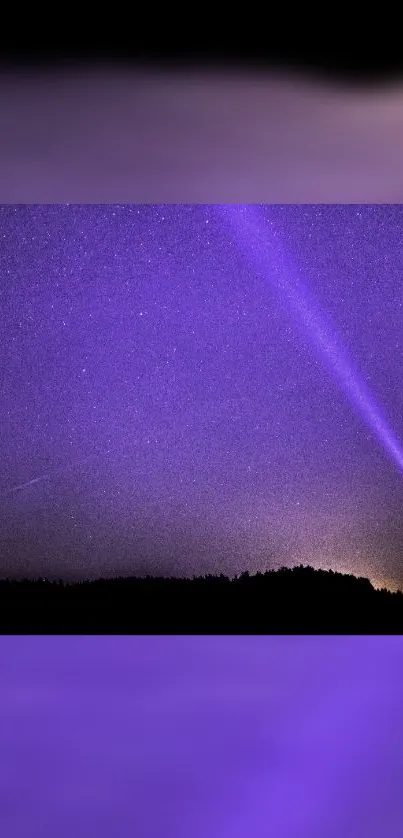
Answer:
xmin=1 ymin=203 xmax=403 ymax=587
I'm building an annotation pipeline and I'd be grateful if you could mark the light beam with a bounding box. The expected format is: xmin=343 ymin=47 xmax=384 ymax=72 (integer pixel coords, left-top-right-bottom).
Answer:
xmin=218 ymin=204 xmax=403 ymax=475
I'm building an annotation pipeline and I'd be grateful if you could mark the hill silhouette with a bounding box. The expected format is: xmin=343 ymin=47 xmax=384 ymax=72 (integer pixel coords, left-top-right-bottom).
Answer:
xmin=0 ymin=564 xmax=402 ymax=632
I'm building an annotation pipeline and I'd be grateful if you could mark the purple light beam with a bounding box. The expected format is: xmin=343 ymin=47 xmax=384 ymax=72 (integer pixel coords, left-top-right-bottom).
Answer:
xmin=217 ymin=204 xmax=403 ymax=475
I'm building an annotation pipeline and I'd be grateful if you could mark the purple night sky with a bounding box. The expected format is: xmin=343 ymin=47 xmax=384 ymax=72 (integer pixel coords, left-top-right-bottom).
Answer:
xmin=1 ymin=635 xmax=403 ymax=837
xmin=1 ymin=203 xmax=403 ymax=588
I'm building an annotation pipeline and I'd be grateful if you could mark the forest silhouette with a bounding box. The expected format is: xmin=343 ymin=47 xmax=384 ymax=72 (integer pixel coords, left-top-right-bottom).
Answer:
xmin=0 ymin=564 xmax=402 ymax=632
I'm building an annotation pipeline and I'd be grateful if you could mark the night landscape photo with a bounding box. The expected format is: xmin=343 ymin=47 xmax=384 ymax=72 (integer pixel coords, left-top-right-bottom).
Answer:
xmin=2 ymin=203 xmax=403 ymax=631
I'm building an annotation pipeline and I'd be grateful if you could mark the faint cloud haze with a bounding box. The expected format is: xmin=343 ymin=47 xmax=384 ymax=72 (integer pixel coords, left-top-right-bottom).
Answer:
xmin=2 ymin=68 xmax=403 ymax=201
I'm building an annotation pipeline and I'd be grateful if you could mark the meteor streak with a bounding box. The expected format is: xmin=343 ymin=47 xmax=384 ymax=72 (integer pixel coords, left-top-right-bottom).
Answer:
xmin=219 ymin=204 xmax=403 ymax=475
xmin=1 ymin=451 xmax=100 ymax=500
xmin=1 ymin=475 xmax=48 ymax=498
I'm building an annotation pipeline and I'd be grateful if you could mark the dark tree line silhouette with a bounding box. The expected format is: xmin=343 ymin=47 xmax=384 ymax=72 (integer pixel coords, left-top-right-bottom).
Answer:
xmin=0 ymin=564 xmax=402 ymax=632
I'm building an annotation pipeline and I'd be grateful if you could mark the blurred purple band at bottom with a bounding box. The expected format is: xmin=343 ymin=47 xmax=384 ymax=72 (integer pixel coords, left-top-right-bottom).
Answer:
xmin=0 ymin=635 xmax=402 ymax=837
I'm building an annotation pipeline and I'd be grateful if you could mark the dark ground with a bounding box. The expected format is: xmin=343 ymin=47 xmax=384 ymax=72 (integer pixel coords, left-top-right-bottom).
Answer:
xmin=1 ymin=564 xmax=402 ymax=633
